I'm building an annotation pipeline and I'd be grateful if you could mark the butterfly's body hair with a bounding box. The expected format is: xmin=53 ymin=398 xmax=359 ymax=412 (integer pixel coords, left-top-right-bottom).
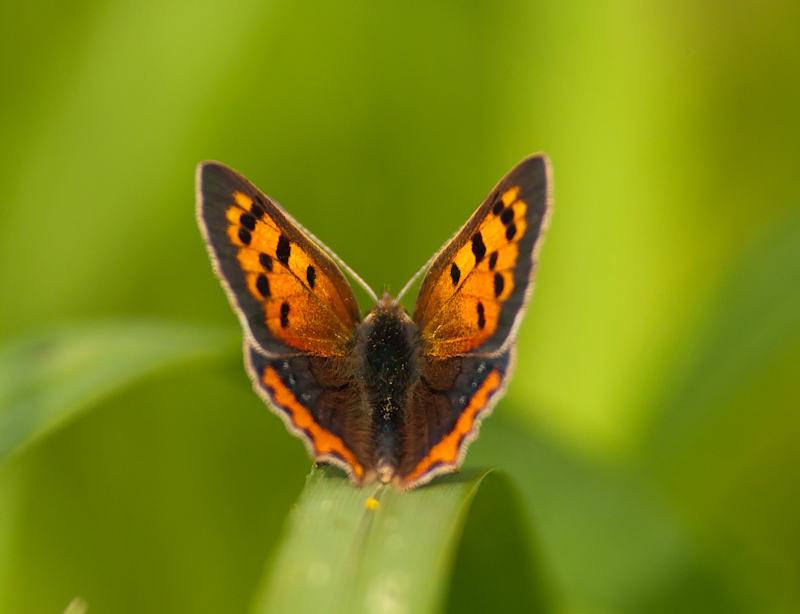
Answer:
xmin=353 ymin=293 xmax=421 ymax=483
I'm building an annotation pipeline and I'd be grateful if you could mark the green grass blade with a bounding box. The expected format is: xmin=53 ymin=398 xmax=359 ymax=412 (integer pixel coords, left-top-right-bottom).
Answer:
xmin=251 ymin=465 xmax=540 ymax=614
xmin=0 ymin=320 xmax=235 ymax=463
xmin=446 ymin=470 xmax=553 ymax=613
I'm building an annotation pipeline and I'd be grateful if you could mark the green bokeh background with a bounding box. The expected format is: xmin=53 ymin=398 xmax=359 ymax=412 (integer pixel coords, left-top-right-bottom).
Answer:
xmin=1 ymin=1 xmax=799 ymax=612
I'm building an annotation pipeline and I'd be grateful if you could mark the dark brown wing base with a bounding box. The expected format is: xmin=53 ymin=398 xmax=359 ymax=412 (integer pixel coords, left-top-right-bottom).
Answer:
xmin=397 ymin=351 xmax=513 ymax=489
xmin=246 ymin=346 xmax=375 ymax=485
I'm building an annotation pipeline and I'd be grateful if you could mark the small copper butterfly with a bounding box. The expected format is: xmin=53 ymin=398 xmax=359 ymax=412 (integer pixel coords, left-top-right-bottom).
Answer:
xmin=196 ymin=154 xmax=552 ymax=490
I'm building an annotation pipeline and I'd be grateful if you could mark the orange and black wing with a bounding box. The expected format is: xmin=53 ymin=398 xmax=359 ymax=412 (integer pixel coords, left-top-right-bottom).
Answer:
xmin=398 ymin=154 xmax=552 ymax=489
xmin=196 ymin=162 xmax=372 ymax=483
xmin=412 ymin=154 xmax=552 ymax=357
xmin=196 ymin=161 xmax=361 ymax=357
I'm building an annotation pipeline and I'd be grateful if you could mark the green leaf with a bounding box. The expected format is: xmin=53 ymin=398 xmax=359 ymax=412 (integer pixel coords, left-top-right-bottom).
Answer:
xmin=0 ymin=320 xmax=235 ymax=463
xmin=645 ymin=207 xmax=800 ymax=464
xmin=251 ymin=465 xmax=545 ymax=614
xmin=639 ymin=207 xmax=800 ymax=610
xmin=446 ymin=470 xmax=553 ymax=613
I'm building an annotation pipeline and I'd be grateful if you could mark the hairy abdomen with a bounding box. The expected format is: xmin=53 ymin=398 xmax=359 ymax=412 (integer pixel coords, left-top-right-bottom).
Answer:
xmin=355 ymin=297 xmax=420 ymax=482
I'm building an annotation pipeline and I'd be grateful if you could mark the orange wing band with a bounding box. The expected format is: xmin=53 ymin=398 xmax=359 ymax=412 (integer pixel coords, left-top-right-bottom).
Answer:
xmin=402 ymin=369 xmax=502 ymax=484
xmin=262 ymin=366 xmax=364 ymax=478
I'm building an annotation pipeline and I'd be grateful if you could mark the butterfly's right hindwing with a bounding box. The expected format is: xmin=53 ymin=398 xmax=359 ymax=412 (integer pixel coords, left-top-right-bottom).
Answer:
xmin=245 ymin=345 xmax=374 ymax=484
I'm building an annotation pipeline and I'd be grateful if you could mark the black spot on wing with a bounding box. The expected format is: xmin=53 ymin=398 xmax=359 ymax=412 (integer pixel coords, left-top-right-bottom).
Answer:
xmin=238 ymin=228 xmax=252 ymax=245
xmin=488 ymin=252 xmax=498 ymax=271
xmin=493 ymin=273 xmax=504 ymax=298
xmin=307 ymin=265 xmax=316 ymax=288
xmin=450 ymin=262 xmax=461 ymax=286
xmin=276 ymin=235 xmax=291 ymax=265
xmin=259 ymin=253 xmax=273 ymax=271
xmin=250 ymin=200 xmax=265 ymax=219
xmin=240 ymin=212 xmax=257 ymax=231
xmin=477 ymin=302 xmax=486 ymax=329
xmin=500 ymin=208 xmax=514 ymax=226
xmin=492 ymin=196 xmax=504 ymax=215
xmin=256 ymin=274 xmax=270 ymax=298
xmin=505 ymin=223 xmax=517 ymax=241
xmin=280 ymin=302 xmax=290 ymax=328
xmin=471 ymin=232 xmax=486 ymax=264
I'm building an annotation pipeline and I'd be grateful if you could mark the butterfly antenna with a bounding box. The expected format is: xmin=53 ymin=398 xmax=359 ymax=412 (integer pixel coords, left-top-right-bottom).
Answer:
xmin=397 ymin=211 xmax=469 ymax=302
xmin=396 ymin=249 xmax=439 ymax=302
xmin=396 ymin=220 xmax=464 ymax=302
xmin=326 ymin=245 xmax=379 ymax=303
xmin=281 ymin=208 xmax=379 ymax=303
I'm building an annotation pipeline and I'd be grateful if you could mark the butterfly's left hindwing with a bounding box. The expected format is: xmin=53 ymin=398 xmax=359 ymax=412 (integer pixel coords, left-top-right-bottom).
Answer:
xmin=398 ymin=351 xmax=513 ymax=490
xmin=413 ymin=154 xmax=552 ymax=357
xmin=196 ymin=162 xmax=361 ymax=356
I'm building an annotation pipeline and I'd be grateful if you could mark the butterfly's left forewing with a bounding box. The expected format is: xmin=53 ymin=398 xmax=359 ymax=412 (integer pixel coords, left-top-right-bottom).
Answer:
xmin=398 ymin=154 xmax=552 ymax=489
xmin=196 ymin=161 xmax=372 ymax=484
xmin=413 ymin=154 xmax=552 ymax=357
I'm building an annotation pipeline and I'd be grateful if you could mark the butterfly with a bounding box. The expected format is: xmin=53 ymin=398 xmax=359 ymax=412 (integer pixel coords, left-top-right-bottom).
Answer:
xmin=196 ymin=154 xmax=552 ymax=490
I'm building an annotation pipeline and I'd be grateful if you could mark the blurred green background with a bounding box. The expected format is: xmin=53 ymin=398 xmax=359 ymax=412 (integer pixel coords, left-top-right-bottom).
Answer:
xmin=1 ymin=0 xmax=799 ymax=612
